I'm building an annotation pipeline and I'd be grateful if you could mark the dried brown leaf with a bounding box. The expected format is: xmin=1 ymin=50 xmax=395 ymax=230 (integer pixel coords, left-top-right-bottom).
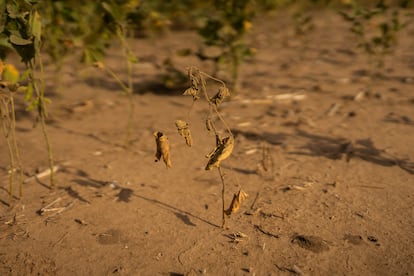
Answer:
xmin=153 ymin=131 xmax=172 ymax=168
xmin=225 ymin=190 xmax=248 ymax=216
xmin=183 ymin=87 xmax=200 ymax=100
xmin=205 ymin=135 xmax=234 ymax=170
xmin=210 ymin=86 xmax=230 ymax=106
xmin=175 ymin=120 xmax=192 ymax=147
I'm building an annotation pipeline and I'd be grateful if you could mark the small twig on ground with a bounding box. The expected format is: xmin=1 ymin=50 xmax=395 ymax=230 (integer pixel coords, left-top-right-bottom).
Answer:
xmin=254 ymin=224 xmax=280 ymax=238
xmin=24 ymin=165 xmax=61 ymax=184
xmin=275 ymin=264 xmax=305 ymax=275
xmin=45 ymin=200 xmax=77 ymax=222
xmin=38 ymin=197 xmax=62 ymax=215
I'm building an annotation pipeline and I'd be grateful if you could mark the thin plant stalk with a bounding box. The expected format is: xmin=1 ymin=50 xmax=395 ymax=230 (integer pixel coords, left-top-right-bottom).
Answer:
xmin=197 ymin=69 xmax=234 ymax=228
xmin=1 ymin=98 xmax=15 ymax=197
xmin=96 ymin=30 xmax=135 ymax=147
xmin=1 ymin=94 xmax=23 ymax=199
xmin=218 ymin=166 xmax=226 ymax=228
xmin=118 ymin=32 xmax=135 ymax=147
xmin=9 ymin=96 xmax=23 ymax=197
xmin=199 ymin=72 xmax=233 ymax=135
xmin=29 ymin=58 xmax=55 ymax=188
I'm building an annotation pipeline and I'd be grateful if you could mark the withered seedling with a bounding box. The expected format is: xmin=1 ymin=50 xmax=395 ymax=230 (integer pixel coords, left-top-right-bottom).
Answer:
xmin=154 ymin=66 xmax=247 ymax=228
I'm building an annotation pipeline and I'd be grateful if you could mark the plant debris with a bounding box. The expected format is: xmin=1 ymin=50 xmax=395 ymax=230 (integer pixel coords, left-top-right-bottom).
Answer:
xmin=254 ymin=224 xmax=280 ymax=238
xmin=175 ymin=120 xmax=192 ymax=146
xmin=225 ymin=189 xmax=248 ymax=216
xmin=154 ymin=131 xmax=172 ymax=168
xmin=225 ymin=231 xmax=248 ymax=243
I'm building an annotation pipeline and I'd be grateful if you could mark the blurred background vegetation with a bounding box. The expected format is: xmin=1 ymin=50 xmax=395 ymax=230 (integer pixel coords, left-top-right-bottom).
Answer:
xmin=2 ymin=0 xmax=412 ymax=64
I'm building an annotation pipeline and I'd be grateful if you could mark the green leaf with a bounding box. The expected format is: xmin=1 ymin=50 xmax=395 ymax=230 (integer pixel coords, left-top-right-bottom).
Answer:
xmin=9 ymin=34 xmax=33 ymax=45
xmin=29 ymin=10 xmax=42 ymax=41
xmin=25 ymin=83 xmax=33 ymax=102
xmin=20 ymin=69 xmax=31 ymax=81
xmin=6 ymin=4 xmax=20 ymax=19
xmin=0 ymin=34 xmax=13 ymax=48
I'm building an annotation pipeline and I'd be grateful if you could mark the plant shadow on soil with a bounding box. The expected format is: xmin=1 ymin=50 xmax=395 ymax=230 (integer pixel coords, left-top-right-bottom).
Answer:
xmin=83 ymin=74 xmax=188 ymax=96
xmin=133 ymin=194 xmax=219 ymax=228
xmin=232 ymin=128 xmax=414 ymax=175
xmin=68 ymin=168 xmax=219 ymax=227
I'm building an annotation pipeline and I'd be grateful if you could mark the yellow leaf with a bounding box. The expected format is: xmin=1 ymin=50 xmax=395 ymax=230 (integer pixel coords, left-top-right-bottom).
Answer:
xmin=243 ymin=21 xmax=253 ymax=31
xmin=154 ymin=131 xmax=172 ymax=168
xmin=2 ymin=64 xmax=20 ymax=84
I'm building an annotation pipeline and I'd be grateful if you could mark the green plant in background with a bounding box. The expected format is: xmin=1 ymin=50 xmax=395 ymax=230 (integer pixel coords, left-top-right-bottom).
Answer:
xmin=197 ymin=0 xmax=256 ymax=91
xmin=0 ymin=61 xmax=25 ymax=200
xmin=92 ymin=0 xmax=140 ymax=147
xmin=42 ymin=0 xmax=140 ymax=146
xmin=1 ymin=0 xmax=56 ymax=188
xmin=339 ymin=0 xmax=410 ymax=72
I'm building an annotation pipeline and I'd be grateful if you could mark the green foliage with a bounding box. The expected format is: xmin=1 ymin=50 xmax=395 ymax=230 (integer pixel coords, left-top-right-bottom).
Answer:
xmin=339 ymin=0 xmax=410 ymax=68
xmin=1 ymin=0 xmax=57 ymax=188
xmin=197 ymin=0 xmax=256 ymax=90
xmin=0 ymin=0 xmax=40 ymax=63
xmin=292 ymin=11 xmax=314 ymax=36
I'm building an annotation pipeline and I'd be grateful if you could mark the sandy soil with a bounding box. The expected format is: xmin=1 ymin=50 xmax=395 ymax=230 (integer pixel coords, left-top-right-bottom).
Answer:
xmin=1 ymin=10 xmax=414 ymax=276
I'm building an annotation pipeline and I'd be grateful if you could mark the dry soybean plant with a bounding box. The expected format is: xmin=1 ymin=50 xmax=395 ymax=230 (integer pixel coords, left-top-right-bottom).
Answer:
xmin=154 ymin=66 xmax=247 ymax=228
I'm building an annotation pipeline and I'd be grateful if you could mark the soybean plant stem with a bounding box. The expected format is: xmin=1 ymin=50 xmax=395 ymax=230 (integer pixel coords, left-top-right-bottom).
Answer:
xmin=218 ymin=166 xmax=226 ymax=228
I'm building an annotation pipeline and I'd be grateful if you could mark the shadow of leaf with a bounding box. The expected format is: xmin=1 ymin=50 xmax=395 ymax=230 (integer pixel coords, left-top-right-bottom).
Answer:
xmin=116 ymin=188 xmax=133 ymax=203
xmin=174 ymin=213 xmax=196 ymax=226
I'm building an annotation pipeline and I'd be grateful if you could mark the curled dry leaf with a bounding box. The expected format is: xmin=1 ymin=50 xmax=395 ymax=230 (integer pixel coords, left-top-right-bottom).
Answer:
xmin=210 ymin=86 xmax=230 ymax=106
xmin=153 ymin=131 xmax=172 ymax=168
xmin=175 ymin=119 xmax=192 ymax=146
xmin=205 ymin=135 xmax=234 ymax=170
xmin=183 ymin=87 xmax=200 ymax=100
xmin=188 ymin=67 xmax=201 ymax=88
xmin=183 ymin=67 xmax=202 ymax=100
xmin=225 ymin=189 xmax=248 ymax=216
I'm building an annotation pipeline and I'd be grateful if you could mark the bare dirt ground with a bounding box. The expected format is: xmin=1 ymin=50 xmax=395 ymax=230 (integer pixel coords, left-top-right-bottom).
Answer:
xmin=1 ymin=10 xmax=414 ymax=276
